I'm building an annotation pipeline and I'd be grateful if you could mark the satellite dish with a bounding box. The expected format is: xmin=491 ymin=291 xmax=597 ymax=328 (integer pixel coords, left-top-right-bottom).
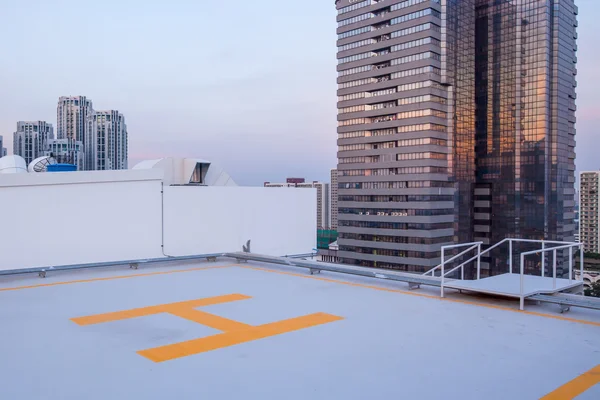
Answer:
xmin=28 ymin=156 xmax=57 ymax=173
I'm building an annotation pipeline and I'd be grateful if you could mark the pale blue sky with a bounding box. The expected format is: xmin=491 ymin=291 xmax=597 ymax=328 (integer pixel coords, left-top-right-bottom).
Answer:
xmin=0 ymin=0 xmax=598 ymax=185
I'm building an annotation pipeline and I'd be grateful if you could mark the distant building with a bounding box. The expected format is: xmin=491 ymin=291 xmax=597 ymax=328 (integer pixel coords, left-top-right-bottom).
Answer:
xmin=45 ymin=139 xmax=84 ymax=171
xmin=330 ymin=169 xmax=338 ymax=229
xmin=0 ymin=135 xmax=6 ymax=158
xmin=57 ymin=96 xmax=93 ymax=143
xmin=580 ymin=172 xmax=600 ymax=253
xmin=87 ymin=110 xmax=128 ymax=170
xmin=265 ymin=179 xmax=330 ymax=229
xmin=574 ymin=201 xmax=580 ymax=243
xmin=57 ymin=96 xmax=93 ymax=170
xmin=13 ymin=121 xmax=54 ymax=165
xmin=335 ymin=0 xmax=578 ymax=273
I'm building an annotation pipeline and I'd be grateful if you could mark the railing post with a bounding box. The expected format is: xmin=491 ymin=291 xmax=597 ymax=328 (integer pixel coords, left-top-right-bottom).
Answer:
xmin=580 ymin=245 xmax=584 ymax=282
xmin=461 ymin=264 xmax=464 ymax=281
xmin=441 ymin=249 xmax=445 ymax=298
xmin=477 ymin=243 xmax=481 ymax=280
xmin=520 ymin=253 xmax=525 ymax=311
xmin=509 ymin=239 xmax=513 ymax=274
xmin=553 ymin=249 xmax=557 ymax=290
xmin=569 ymin=247 xmax=573 ymax=283
xmin=541 ymin=241 xmax=545 ymax=277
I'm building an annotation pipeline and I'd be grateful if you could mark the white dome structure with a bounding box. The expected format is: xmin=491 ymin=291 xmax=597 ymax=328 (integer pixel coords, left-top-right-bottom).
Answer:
xmin=28 ymin=156 xmax=57 ymax=173
xmin=133 ymin=157 xmax=237 ymax=186
xmin=0 ymin=155 xmax=27 ymax=174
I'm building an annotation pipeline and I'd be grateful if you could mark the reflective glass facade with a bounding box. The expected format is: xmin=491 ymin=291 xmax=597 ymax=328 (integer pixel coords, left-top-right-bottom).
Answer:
xmin=467 ymin=0 xmax=578 ymax=275
xmin=335 ymin=0 xmax=577 ymax=274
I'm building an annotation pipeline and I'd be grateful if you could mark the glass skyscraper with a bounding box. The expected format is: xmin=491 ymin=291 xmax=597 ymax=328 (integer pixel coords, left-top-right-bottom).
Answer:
xmin=335 ymin=0 xmax=577 ymax=275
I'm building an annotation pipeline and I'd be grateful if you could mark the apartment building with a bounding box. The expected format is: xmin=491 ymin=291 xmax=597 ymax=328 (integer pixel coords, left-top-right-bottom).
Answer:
xmin=580 ymin=172 xmax=600 ymax=253
xmin=87 ymin=110 xmax=128 ymax=170
xmin=13 ymin=121 xmax=54 ymax=165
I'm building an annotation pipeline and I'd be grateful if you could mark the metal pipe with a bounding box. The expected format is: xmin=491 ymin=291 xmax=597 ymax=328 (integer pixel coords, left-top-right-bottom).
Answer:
xmin=461 ymin=264 xmax=464 ymax=280
xmin=477 ymin=243 xmax=481 ymax=280
xmin=580 ymin=245 xmax=584 ymax=282
xmin=510 ymin=239 xmax=577 ymax=245
xmin=541 ymin=241 xmax=545 ymax=277
xmin=569 ymin=248 xmax=573 ymax=283
xmin=509 ymin=239 xmax=513 ymax=274
xmin=520 ymin=253 xmax=525 ymax=311
xmin=441 ymin=250 xmax=445 ymax=298
xmin=553 ymin=249 xmax=557 ymax=289
xmin=521 ymin=243 xmax=579 ymax=256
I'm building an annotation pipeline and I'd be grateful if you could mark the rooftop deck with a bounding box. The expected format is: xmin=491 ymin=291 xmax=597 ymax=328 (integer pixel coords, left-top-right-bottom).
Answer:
xmin=1 ymin=259 xmax=599 ymax=399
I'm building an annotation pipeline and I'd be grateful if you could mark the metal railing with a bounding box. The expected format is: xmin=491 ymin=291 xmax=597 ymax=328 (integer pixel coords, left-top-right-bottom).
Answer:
xmin=439 ymin=242 xmax=482 ymax=298
xmin=518 ymin=242 xmax=583 ymax=310
xmin=422 ymin=242 xmax=482 ymax=278
xmin=423 ymin=238 xmax=584 ymax=303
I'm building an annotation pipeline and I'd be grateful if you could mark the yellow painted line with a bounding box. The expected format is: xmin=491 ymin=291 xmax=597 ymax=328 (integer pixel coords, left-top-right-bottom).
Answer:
xmin=137 ymin=312 xmax=344 ymax=362
xmin=168 ymin=306 xmax=252 ymax=332
xmin=239 ymin=265 xmax=600 ymax=328
xmin=0 ymin=264 xmax=233 ymax=293
xmin=71 ymin=294 xmax=250 ymax=326
xmin=541 ymin=364 xmax=600 ymax=399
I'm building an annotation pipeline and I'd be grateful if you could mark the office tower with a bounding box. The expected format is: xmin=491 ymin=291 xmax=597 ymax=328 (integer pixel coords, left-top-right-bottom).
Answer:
xmin=335 ymin=0 xmax=577 ymax=273
xmin=336 ymin=0 xmax=455 ymax=272
xmin=464 ymin=0 xmax=578 ymax=276
xmin=87 ymin=110 xmax=128 ymax=170
xmin=13 ymin=121 xmax=54 ymax=165
xmin=579 ymin=172 xmax=599 ymax=253
xmin=331 ymin=169 xmax=338 ymax=229
xmin=45 ymin=139 xmax=84 ymax=171
xmin=0 ymin=135 xmax=5 ymax=158
xmin=265 ymin=180 xmax=330 ymax=228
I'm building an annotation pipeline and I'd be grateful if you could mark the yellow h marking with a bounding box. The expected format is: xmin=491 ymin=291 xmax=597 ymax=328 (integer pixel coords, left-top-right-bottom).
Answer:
xmin=71 ymin=294 xmax=342 ymax=362
xmin=541 ymin=364 xmax=600 ymax=400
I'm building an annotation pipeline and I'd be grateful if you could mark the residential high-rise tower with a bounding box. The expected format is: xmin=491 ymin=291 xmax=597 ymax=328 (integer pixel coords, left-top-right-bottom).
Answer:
xmin=57 ymin=96 xmax=93 ymax=169
xmin=579 ymin=172 xmax=600 ymax=253
xmin=87 ymin=110 xmax=128 ymax=171
xmin=57 ymin=96 xmax=93 ymax=143
xmin=13 ymin=121 xmax=54 ymax=165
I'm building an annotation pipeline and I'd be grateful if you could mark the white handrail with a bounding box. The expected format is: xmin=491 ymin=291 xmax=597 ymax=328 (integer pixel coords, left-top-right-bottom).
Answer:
xmin=518 ymin=242 xmax=583 ymax=310
xmin=431 ymin=238 xmax=509 ymax=279
xmin=439 ymin=242 xmax=483 ymax=298
xmin=430 ymin=238 xmax=578 ymax=280
xmin=443 ymin=243 xmax=481 ymax=277
xmin=423 ymin=241 xmax=484 ymax=276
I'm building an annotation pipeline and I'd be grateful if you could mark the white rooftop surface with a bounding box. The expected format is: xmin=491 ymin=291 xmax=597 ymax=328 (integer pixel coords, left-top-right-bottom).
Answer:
xmin=445 ymin=273 xmax=584 ymax=297
xmin=1 ymin=259 xmax=599 ymax=400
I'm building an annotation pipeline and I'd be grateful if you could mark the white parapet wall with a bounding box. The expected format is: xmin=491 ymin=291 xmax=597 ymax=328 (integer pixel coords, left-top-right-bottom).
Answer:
xmin=0 ymin=170 xmax=316 ymax=272
xmin=163 ymin=186 xmax=316 ymax=257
